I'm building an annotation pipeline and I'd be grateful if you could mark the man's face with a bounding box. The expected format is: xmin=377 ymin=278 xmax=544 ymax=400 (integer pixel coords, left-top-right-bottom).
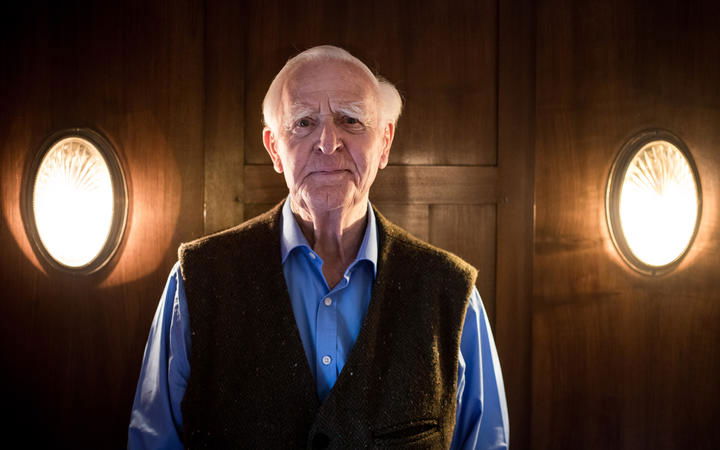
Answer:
xmin=263 ymin=60 xmax=394 ymax=214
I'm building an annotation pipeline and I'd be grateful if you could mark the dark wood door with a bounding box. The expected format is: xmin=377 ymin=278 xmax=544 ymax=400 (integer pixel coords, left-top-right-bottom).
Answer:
xmin=203 ymin=1 xmax=533 ymax=446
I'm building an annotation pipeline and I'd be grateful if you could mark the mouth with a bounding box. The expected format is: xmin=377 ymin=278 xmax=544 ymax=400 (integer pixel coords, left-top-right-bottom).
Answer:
xmin=311 ymin=169 xmax=351 ymax=175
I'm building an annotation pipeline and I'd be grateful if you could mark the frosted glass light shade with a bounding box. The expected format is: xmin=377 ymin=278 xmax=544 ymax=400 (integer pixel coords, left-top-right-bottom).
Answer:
xmin=24 ymin=130 xmax=127 ymax=273
xmin=607 ymin=131 xmax=701 ymax=275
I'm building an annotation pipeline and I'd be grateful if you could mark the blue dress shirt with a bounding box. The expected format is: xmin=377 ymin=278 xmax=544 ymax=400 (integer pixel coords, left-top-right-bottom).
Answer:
xmin=128 ymin=200 xmax=509 ymax=449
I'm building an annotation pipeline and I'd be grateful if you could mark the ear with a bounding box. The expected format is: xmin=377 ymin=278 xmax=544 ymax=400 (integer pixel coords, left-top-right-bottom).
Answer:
xmin=378 ymin=122 xmax=395 ymax=170
xmin=263 ymin=126 xmax=284 ymax=173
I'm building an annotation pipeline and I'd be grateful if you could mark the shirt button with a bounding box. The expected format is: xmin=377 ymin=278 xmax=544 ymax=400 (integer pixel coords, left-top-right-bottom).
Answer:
xmin=322 ymin=355 xmax=332 ymax=365
xmin=324 ymin=297 xmax=333 ymax=306
xmin=308 ymin=252 xmax=316 ymax=260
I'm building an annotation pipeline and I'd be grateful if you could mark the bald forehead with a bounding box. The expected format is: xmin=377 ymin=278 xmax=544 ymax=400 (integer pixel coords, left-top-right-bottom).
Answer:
xmin=277 ymin=60 xmax=379 ymax=128
xmin=282 ymin=60 xmax=377 ymax=103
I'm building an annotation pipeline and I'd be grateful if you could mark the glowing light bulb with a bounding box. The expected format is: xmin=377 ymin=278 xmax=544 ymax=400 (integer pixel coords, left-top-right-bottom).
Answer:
xmin=32 ymin=137 xmax=115 ymax=268
xmin=611 ymin=138 xmax=700 ymax=272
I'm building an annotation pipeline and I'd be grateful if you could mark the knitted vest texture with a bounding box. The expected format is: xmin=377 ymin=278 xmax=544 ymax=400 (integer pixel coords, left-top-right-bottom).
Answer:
xmin=178 ymin=202 xmax=478 ymax=449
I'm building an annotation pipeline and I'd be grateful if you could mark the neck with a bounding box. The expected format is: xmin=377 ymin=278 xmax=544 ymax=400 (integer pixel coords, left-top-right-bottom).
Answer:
xmin=290 ymin=196 xmax=368 ymax=283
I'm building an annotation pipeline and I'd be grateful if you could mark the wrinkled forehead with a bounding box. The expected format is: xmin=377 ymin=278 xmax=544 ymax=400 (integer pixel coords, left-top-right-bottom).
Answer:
xmin=280 ymin=60 xmax=378 ymax=112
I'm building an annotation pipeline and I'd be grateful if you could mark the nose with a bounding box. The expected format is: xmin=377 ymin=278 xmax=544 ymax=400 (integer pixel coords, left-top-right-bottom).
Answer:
xmin=317 ymin=119 xmax=342 ymax=154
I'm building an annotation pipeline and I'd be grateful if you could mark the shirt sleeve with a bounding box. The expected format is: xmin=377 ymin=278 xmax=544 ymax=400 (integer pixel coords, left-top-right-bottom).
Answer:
xmin=128 ymin=262 xmax=191 ymax=450
xmin=450 ymin=287 xmax=510 ymax=450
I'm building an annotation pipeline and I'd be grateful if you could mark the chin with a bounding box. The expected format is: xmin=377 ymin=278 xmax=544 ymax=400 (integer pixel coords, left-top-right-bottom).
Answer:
xmin=303 ymin=188 xmax=356 ymax=212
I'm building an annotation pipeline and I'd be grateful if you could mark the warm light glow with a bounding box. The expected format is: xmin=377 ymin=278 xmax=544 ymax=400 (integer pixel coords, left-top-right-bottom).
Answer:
xmin=618 ymin=141 xmax=699 ymax=267
xmin=33 ymin=137 xmax=115 ymax=268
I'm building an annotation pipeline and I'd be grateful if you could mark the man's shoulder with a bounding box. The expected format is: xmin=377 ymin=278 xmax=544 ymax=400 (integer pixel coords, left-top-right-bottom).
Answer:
xmin=373 ymin=206 xmax=478 ymax=282
xmin=178 ymin=202 xmax=283 ymax=264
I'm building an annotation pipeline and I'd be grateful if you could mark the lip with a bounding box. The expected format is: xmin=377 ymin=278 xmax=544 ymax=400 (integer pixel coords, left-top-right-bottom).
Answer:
xmin=302 ymin=169 xmax=353 ymax=184
xmin=310 ymin=169 xmax=350 ymax=175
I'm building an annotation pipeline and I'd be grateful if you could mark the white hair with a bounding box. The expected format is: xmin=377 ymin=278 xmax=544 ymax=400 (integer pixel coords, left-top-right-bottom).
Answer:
xmin=262 ymin=45 xmax=403 ymax=133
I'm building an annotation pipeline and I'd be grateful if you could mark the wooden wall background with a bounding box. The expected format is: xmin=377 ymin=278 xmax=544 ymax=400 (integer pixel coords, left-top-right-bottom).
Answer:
xmin=0 ymin=0 xmax=205 ymax=447
xmin=0 ymin=0 xmax=717 ymax=448
xmin=533 ymin=0 xmax=720 ymax=449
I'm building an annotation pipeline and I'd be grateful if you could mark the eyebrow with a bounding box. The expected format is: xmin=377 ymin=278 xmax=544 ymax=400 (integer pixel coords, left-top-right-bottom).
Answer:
xmin=285 ymin=103 xmax=317 ymax=125
xmin=333 ymin=101 xmax=367 ymax=118
xmin=284 ymin=101 xmax=370 ymax=127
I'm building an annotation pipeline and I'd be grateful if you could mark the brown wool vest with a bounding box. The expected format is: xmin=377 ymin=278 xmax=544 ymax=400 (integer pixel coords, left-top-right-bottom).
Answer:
xmin=178 ymin=202 xmax=478 ymax=449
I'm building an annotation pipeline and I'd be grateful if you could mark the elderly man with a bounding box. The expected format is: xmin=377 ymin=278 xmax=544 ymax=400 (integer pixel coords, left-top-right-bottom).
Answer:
xmin=129 ymin=45 xmax=508 ymax=449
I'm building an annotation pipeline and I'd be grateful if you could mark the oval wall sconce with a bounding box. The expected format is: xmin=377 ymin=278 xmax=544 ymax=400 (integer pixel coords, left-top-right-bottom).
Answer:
xmin=22 ymin=129 xmax=128 ymax=274
xmin=606 ymin=130 xmax=702 ymax=276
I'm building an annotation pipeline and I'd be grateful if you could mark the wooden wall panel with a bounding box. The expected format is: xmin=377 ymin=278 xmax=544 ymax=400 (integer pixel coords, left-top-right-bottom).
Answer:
xmin=430 ymin=205 xmax=497 ymax=322
xmin=374 ymin=204 xmax=430 ymax=242
xmin=534 ymin=0 xmax=720 ymax=449
xmin=0 ymin=1 xmax=204 ymax=447
xmin=243 ymin=0 xmax=497 ymax=166
xmin=203 ymin=0 xmax=245 ymax=234
xmin=244 ymin=203 xmax=279 ymax=222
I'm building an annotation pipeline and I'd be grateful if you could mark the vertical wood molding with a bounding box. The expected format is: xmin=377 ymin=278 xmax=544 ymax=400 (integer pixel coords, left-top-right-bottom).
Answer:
xmin=203 ymin=0 xmax=246 ymax=234
xmin=496 ymin=0 xmax=535 ymax=447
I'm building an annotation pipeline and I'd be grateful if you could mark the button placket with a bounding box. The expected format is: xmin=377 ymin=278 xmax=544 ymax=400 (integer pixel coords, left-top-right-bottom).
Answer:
xmin=315 ymin=289 xmax=338 ymax=395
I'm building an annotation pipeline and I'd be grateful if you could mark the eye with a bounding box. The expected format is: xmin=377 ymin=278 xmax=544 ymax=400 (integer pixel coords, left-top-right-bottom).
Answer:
xmin=290 ymin=117 xmax=316 ymax=136
xmin=339 ymin=115 xmax=366 ymax=132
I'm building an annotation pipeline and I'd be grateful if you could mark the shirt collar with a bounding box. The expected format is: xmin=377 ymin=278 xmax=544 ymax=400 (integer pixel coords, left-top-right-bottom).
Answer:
xmin=280 ymin=197 xmax=378 ymax=277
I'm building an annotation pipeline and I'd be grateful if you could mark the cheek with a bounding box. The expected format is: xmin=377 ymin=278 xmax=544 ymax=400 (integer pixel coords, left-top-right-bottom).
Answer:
xmin=279 ymin=144 xmax=310 ymax=183
xmin=352 ymin=138 xmax=385 ymax=172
